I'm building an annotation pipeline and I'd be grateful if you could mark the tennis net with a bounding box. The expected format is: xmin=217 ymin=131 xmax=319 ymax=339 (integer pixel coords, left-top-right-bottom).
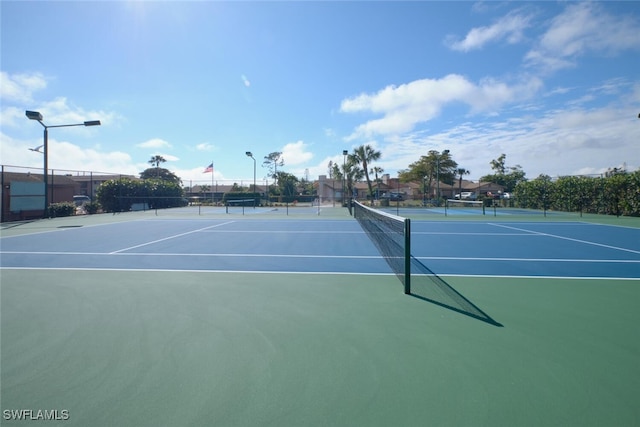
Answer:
xmin=353 ymin=200 xmax=411 ymax=294
xmin=446 ymin=199 xmax=485 ymax=215
xmin=353 ymin=201 xmax=500 ymax=325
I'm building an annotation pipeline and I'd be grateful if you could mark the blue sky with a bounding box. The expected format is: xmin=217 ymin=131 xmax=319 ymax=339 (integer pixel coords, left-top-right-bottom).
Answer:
xmin=1 ymin=1 xmax=639 ymax=187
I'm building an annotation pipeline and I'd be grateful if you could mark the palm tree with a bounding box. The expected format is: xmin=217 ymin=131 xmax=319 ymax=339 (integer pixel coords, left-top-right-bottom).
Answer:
xmin=331 ymin=157 xmax=363 ymax=203
xmin=200 ymin=185 xmax=210 ymax=204
xmin=352 ymin=144 xmax=381 ymax=205
xmin=456 ymin=167 xmax=470 ymax=198
xmin=370 ymin=166 xmax=384 ymax=200
xmin=148 ymin=155 xmax=167 ymax=178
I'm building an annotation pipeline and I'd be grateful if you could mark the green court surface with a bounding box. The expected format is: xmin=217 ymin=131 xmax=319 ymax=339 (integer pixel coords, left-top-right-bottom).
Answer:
xmin=1 ymin=208 xmax=639 ymax=426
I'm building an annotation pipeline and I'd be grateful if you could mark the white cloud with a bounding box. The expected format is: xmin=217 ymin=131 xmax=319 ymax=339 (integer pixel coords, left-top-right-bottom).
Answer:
xmin=323 ymin=128 xmax=336 ymax=138
xmin=11 ymin=96 xmax=121 ymax=130
xmin=525 ymin=3 xmax=640 ymax=72
xmin=281 ymin=140 xmax=313 ymax=166
xmin=157 ymin=153 xmax=180 ymax=162
xmin=50 ymin=141 xmax=136 ymax=173
xmin=371 ymin=102 xmax=638 ymax=180
xmin=0 ymin=71 xmax=48 ymax=104
xmin=0 ymin=106 xmax=29 ymax=128
xmin=137 ymin=138 xmax=172 ymax=149
xmin=241 ymin=74 xmax=251 ymax=87
xmin=195 ymin=142 xmax=215 ymax=151
xmin=340 ymin=74 xmax=542 ymax=140
xmin=446 ymin=11 xmax=533 ymax=52
xmin=0 ymin=130 xmax=138 ymax=176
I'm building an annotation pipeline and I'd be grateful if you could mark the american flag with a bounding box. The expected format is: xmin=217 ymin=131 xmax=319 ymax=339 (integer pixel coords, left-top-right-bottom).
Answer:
xmin=203 ymin=163 xmax=213 ymax=173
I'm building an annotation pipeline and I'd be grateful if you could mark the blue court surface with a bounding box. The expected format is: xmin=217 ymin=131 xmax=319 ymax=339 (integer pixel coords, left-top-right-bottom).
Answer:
xmin=1 ymin=208 xmax=639 ymax=426
xmin=1 ymin=217 xmax=638 ymax=280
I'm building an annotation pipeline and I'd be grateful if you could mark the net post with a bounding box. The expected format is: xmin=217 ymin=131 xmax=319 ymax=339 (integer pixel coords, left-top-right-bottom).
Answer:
xmin=404 ymin=218 xmax=411 ymax=294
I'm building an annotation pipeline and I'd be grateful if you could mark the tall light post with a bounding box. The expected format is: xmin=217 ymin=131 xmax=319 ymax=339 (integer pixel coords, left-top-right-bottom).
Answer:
xmin=246 ymin=151 xmax=256 ymax=207
xmin=342 ymin=150 xmax=348 ymax=206
xmin=26 ymin=110 xmax=101 ymax=217
xmin=436 ymin=149 xmax=450 ymax=205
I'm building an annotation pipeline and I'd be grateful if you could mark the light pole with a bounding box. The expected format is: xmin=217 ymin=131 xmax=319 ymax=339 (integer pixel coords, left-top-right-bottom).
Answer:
xmin=26 ymin=110 xmax=101 ymax=217
xmin=246 ymin=151 xmax=256 ymax=207
xmin=422 ymin=175 xmax=427 ymax=207
xmin=436 ymin=149 xmax=450 ymax=205
xmin=342 ymin=150 xmax=348 ymax=206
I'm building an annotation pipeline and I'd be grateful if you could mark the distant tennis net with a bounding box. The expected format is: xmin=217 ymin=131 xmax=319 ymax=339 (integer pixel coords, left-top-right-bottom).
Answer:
xmin=353 ymin=200 xmax=411 ymax=294
xmin=225 ymin=198 xmax=256 ymax=213
xmin=446 ymin=199 xmax=485 ymax=215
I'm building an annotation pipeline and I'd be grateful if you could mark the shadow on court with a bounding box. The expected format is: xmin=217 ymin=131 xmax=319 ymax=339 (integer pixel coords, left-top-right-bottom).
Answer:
xmin=409 ymin=256 xmax=503 ymax=327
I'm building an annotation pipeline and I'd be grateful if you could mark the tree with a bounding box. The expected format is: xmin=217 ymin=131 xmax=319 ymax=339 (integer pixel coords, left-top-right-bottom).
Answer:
xmin=456 ymin=168 xmax=471 ymax=198
xmin=331 ymin=155 xmax=364 ymax=203
xmin=370 ymin=166 xmax=384 ymax=200
xmin=96 ymin=177 xmax=184 ymax=212
xmin=139 ymin=167 xmax=182 ymax=185
xmin=262 ymin=152 xmax=284 ymax=182
xmin=513 ymin=169 xmax=640 ymax=216
xmin=480 ymin=154 xmax=526 ymax=192
xmin=399 ymin=150 xmax=457 ymax=199
xmin=513 ymin=174 xmax=552 ymax=210
xmin=199 ymin=185 xmax=211 ymax=204
xmin=299 ymin=177 xmax=314 ymax=196
xmin=490 ymin=154 xmax=507 ymax=175
xmin=148 ymin=155 xmax=167 ymax=178
xmin=352 ymin=144 xmax=382 ymax=204
xmin=275 ymin=171 xmax=299 ymax=199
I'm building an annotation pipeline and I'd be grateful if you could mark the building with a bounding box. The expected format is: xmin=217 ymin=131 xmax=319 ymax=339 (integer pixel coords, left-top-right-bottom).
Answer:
xmin=68 ymin=173 xmax=136 ymax=200
xmin=1 ymin=171 xmax=79 ymax=221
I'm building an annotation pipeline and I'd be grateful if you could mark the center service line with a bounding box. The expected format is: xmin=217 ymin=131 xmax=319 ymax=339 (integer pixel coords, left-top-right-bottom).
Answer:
xmin=109 ymin=221 xmax=236 ymax=254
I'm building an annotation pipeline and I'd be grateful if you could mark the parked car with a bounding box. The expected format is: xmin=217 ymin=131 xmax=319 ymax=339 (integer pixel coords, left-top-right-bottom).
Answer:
xmin=73 ymin=195 xmax=91 ymax=206
xmin=381 ymin=192 xmax=405 ymax=201
xmin=454 ymin=192 xmax=476 ymax=200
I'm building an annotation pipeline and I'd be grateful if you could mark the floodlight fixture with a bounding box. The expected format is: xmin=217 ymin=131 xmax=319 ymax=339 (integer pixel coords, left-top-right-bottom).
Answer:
xmin=26 ymin=110 xmax=43 ymax=121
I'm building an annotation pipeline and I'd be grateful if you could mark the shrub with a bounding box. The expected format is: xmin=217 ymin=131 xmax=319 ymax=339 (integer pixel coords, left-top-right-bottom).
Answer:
xmin=48 ymin=202 xmax=76 ymax=218
xmin=84 ymin=201 xmax=100 ymax=214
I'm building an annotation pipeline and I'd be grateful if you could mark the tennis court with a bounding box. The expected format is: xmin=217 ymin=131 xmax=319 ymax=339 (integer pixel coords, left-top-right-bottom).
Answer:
xmin=2 ymin=205 xmax=639 ymax=426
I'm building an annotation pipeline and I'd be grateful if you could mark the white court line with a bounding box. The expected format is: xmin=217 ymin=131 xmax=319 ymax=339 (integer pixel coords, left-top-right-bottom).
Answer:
xmin=0 ymin=251 xmax=382 ymax=259
xmin=3 ymin=251 xmax=638 ymax=263
xmin=489 ymin=223 xmax=640 ymax=255
xmin=413 ymin=256 xmax=639 ymax=263
xmin=1 ymin=267 xmax=638 ymax=281
xmin=0 ymin=267 xmax=393 ymax=276
xmin=412 ymin=232 xmax=535 ymax=236
xmin=109 ymin=221 xmax=236 ymax=254
xmin=200 ymin=230 xmax=363 ymax=234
